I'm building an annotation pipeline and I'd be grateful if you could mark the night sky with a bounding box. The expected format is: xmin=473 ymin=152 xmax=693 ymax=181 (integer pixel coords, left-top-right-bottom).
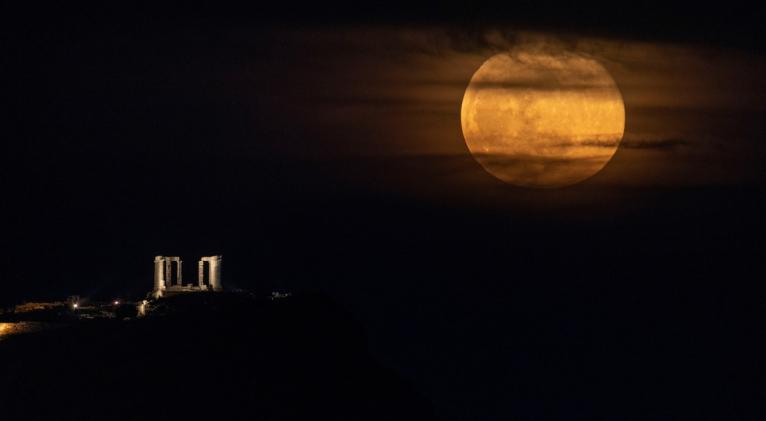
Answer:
xmin=4 ymin=3 xmax=766 ymax=420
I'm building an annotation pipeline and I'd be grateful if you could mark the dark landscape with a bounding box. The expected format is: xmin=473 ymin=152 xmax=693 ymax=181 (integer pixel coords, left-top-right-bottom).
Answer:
xmin=0 ymin=293 xmax=437 ymax=420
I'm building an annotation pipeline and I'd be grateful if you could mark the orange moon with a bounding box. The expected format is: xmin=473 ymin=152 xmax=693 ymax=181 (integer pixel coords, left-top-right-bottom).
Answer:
xmin=460 ymin=52 xmax=625 ymax=188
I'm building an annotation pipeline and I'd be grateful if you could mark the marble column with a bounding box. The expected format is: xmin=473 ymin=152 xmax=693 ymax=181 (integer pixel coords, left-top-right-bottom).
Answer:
xmin=165 ymin=260 xmax=172 ymax=287
xmin=210 ymin=256 xmax=223 ymax=291
xmin=198 ymin=261 xmax=205 ymax=287
xmin=153 ymin=256 xmax=166 ymax=298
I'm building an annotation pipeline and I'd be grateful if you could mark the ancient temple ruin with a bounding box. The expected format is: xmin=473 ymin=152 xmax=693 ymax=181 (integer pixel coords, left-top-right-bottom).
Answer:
xmin=153 ymin=255 xmax=223 ymax=298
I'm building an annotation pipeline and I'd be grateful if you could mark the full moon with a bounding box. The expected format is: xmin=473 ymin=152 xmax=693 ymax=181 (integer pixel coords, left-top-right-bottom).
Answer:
xmin=461 ymin=51 xmax=625 ymax=188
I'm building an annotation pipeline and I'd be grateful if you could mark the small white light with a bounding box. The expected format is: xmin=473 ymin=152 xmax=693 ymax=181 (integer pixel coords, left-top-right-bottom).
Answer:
xmin=72 ymin=303 xmax=79 ymax=309
xmin=114 ymin=300 xmax=120 ymax=305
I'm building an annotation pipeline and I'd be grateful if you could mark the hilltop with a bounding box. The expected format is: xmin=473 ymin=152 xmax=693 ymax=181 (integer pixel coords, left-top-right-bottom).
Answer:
xmin=0 ymin=292 xmax=436 ymax=421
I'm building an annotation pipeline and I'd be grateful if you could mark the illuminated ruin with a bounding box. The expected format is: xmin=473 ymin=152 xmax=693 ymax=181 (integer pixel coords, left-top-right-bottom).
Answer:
xmin=153 ymin=255 xmax=223 ymax=298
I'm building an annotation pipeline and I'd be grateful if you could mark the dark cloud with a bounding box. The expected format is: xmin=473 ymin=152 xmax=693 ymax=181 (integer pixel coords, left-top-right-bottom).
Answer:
xmin=545 ymin=138 xmax=690 ymax=150
xmin=467 ymin=80 xmax=617 ymax=92
xmin=620 ymin=138 xmax=689 ymax=150
xmin=469 ymin=152 xmax=607 ymax=164
xmin=312 ymin=95 xmax=454 ymax=111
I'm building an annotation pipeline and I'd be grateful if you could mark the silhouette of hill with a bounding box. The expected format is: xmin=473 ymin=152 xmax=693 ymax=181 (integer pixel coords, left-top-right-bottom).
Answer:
xmin=0 ymin=292 xmax=437 ymax=420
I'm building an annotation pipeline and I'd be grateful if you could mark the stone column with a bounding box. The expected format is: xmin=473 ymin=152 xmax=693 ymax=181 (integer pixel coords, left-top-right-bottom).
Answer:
xmin=178 ymin=259 xmax=183 ymax=285
xmin=210 ymin=256 xmax=223 ymax=291
xmin=198 ymin=261 xmax=205 ymax=287
xmin=165 ymin=259 xmax=172 ymax=287
xmin=153 ymin=256 xmax=166 ymax=298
